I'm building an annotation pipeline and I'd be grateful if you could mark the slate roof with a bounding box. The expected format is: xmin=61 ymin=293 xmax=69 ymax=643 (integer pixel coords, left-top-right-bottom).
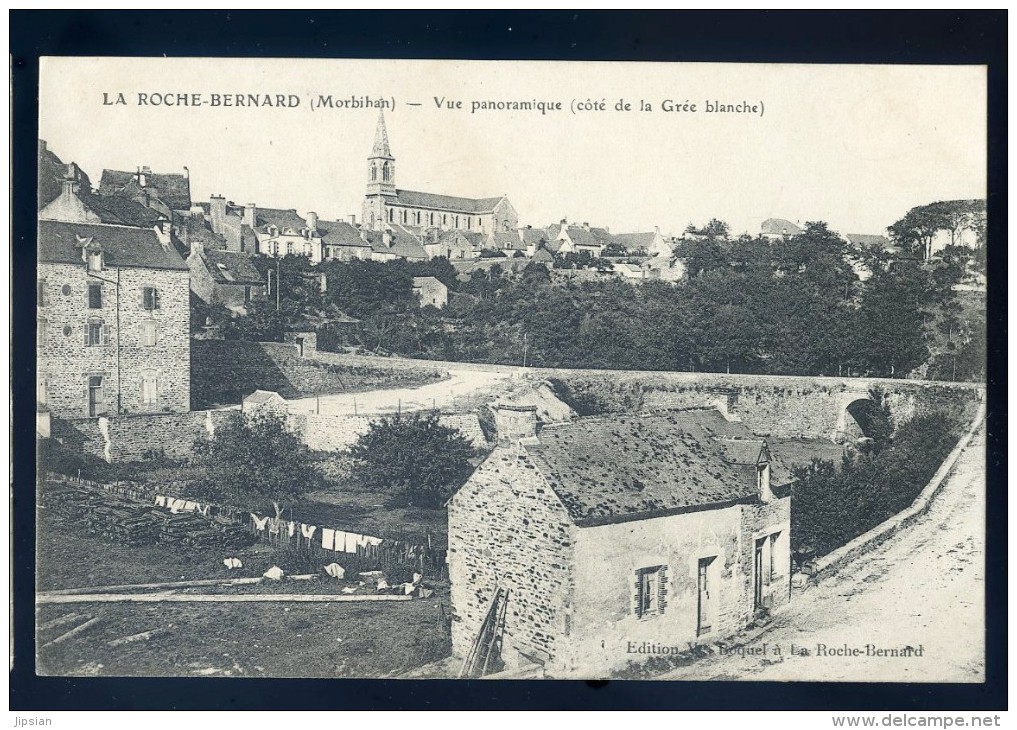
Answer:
xmin=99 ymin=169 xmax=192 ymax=211
xmin=360 ymin=229 xmax=427 ymax=260
xmin=412 ymin=276 xmax=445 ymax=289
xmin=519 ymin=228 xmax=548 ymax=245
xmin=546 ymin=223 xmax=564 ymax=240
xmin=492 ymin=231 xmax=526 ymax=251
xmin=316 ymin=219 xmax=372 ymax=248
xmin=200 ymin=248 xmax=266 ymax=285
xmin=566 ymin=226 xmax=613 ymax=248
xmin=846 ymin=233 xmax=892 ymax=248
xmin=39 ymin=220 xmax=188 ymax=271
xmin=438 ymin=229 xmax=485 ymax=249
xmin=761 ymin=218 xmax=802 ymax=236
xmin=521 ymin=409 xmax=789 ymax=525
xmin=83 ymin=193 xmax=166 ymax=228
xmin=394 ymin=189 xmax=504 ymax=214
xmin=254 ymin=207 xmax=308 ymax=234
xmin=611 ymin=232 xmax=657 ymax=251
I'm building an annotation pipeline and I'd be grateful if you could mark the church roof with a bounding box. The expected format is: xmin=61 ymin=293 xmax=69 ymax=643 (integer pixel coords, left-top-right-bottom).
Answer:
xmin=39 ymin=220 xmax=188 ymax=272
xmin=521 ymin=409 xmax=790 ymax=526
xmin=393 ymin=189 xmax=505 ymax=214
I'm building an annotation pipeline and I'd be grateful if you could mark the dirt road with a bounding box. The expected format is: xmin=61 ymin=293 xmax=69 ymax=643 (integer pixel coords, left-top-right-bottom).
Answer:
xmin=285 ymin=367 xmax=513 ymax=417
xmin=663 ymin=428 xmax=986 ymax=683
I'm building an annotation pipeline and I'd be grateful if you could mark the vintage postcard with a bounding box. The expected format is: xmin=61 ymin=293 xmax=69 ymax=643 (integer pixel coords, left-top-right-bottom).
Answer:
xmin=35 ymin=57 xmax=986 ymax=681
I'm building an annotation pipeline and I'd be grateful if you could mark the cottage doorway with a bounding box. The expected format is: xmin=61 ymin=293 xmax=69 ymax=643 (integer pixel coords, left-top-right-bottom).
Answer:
xmin=87 ymin=376 xmax=104 ymax=417
xmin=295 ymin=337 xmax=304 ymax=357
xmin=753 ymin=538 xmax=766 ymax=610
xmin=697 ymin=556 xmax=714 ymax=635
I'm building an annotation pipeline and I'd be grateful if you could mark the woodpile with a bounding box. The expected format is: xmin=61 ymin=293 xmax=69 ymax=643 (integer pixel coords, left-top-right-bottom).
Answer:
xmin=41 ymin=479 xmax=254 ymax=549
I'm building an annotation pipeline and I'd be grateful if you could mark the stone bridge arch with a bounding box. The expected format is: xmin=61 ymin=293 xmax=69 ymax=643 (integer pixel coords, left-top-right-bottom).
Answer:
xmin=832 ymin=387 xmax=892 ymax=444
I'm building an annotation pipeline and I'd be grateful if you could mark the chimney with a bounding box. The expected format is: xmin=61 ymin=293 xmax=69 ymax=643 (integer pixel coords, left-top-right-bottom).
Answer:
xmin=347 ymin=214 xmax=356 ymax=226
xmin=492 ymin=403 xmax=539 ymax=445
xmin=137 ymin=166 xmax=152 ymax=188
xmin=244 ymin=203 xmax=257 ymax=229
xmin=582 ymin=222 xmax=590 ymax=231
xmin=359 ymin=228 xmax=368 ymax=242
xmin=209 ymin=195 xmax=226 ymax=235
xmin=60 ymin=176 xmax=80 ymax=197
xmin=189 ymin=240 xmax=204 ymax=258
xmin=305 ymin=211 xmax=318 ymax=235
xmin=383 ymin=230 xmax=393 ymax=247
xmin=560 ymin=218 xmax=567 ymax=225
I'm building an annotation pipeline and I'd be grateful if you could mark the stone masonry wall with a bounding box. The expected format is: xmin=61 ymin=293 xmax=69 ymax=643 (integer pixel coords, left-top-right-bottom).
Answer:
xmin=38 ymin=261 xmax=191 ymax=418
xmin=448 ymin=446 xmax=576 ymax=672
xmin=190 ymin=340 xmax=443 ymax=408
xmin=53 ymin=409 xmax=230 ymax=463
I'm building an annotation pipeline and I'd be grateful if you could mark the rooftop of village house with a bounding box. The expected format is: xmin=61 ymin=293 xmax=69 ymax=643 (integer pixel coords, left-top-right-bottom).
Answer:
xmin=520 ymin=408 xmax=793 ymax=525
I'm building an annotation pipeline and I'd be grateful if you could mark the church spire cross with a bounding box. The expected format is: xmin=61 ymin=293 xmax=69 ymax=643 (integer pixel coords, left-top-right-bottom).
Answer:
xmin=372 ymin=109 xmax=392 ymax=159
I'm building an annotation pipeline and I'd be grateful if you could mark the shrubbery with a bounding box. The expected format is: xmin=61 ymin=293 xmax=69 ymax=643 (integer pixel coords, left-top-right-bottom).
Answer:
xmin=791 ymin=412 xmax=964 ymax=563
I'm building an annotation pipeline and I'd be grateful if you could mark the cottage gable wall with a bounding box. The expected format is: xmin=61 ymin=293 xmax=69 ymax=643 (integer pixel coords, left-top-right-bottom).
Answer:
xmin=448 ymin=446 xmax=576 ymax=672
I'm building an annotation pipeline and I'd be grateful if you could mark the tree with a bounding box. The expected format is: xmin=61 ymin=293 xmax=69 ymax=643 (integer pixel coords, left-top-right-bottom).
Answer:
xmin=191 ymin=411 xmax=323 ymax=518
xmin=601 ymin=242 xmax=629 ymax=257
xmin=685 ymin=218 xmax=730 ymax=239
xmin=349 ymin=413 xmax=478 ymax=508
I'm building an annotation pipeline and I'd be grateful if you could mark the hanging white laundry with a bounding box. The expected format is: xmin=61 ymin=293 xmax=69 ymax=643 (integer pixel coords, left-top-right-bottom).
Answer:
xmin=170 ymin=499 xmax=186 ymax=514
xmin=182 ymin=501 xmax=198 ymax=512
xmin=263 ymin=566 xmax=284 ymax=580
xmin=324 ymin=563 xmax=345 ymax=580
xmin=344 ymin=533 xmax=362 ymax=554
xmin=341 ymin=586 xmax=357 ymax=594
xmin=321 ymin=528 xmax=336 ymax=550
xmin=365 ymin=536 xmax=383 ymax=547
xmin=269 ymin=517 xmax=282 ymax=534
xmin=154 ymin=495 xmax=167 ymax=507
xmin=251 ymin=514 xmax=270 ymax=531
xmin=356 ymin=534 xmax=371 ymax=549
xmin=198 ymin=505 xmax=210 ymax=516
xmin=300 ymin=524 xmax=317 ymax=540
xmin=287 ymin=521 xmax=297 ymax=538
xmin=403 ymin=583 xmax=415 ymax=595
xmin=333 ymin=531 xmax=349 ymax=552
xmin=223 ymin=558 xmax=243 ymax=570
xmin=376 ymin=579 xmax=389 ymax=590
xmin=412 ymin=572 xmax=422 ymax=585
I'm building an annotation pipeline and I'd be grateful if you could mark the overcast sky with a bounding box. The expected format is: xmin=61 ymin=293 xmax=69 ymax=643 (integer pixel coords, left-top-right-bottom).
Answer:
xmin=39 ymin=58 xmax=986 ymax=237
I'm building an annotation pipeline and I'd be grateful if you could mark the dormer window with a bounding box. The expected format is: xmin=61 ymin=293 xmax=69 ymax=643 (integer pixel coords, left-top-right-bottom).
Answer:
xmin=87 ymin=249 xmax=103 ymax=272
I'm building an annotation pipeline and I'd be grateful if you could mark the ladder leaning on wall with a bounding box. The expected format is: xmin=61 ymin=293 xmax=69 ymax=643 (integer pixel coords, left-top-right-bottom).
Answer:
xmin=459 ymin=585 xmax=509 ymax=678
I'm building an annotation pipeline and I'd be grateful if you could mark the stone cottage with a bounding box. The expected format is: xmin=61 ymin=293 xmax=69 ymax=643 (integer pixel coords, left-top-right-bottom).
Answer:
xmin=412 ymin=276 xmax=448 ymax=309
xmin=187 ymin=241 xmax=267 ymax=313
xmin=447 ymin=408 xmax=792 ymax=678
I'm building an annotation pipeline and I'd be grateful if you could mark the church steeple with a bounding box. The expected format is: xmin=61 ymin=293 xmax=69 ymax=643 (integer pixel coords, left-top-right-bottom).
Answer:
xmin=372 ymin=109 xmax=392 ymax=159
xmin=364 ymin=109 xmax=397 ymax=230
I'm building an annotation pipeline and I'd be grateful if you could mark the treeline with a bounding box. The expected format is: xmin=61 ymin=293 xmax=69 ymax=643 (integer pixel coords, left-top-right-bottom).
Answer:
xmin=201 ymin=221 xmax=984 ymax=380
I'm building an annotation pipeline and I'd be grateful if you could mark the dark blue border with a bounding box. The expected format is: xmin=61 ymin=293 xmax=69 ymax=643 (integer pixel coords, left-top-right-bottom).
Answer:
xmin=10 ymin=9 xmax=1007 ymax=712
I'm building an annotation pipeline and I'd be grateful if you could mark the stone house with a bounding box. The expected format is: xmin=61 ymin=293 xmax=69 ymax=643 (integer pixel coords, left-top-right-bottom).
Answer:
xmin=37 ymin=219 xmax=191 ymax=418
xmin=248 ymin=205 xmax=324 ymax=263
xmin=412 ymin=276 xmax=449 ymax=309
xmin=611 ymin=228 xmax=669 ymax=257
xmin=556 ymin=222 xmax=614 ymax=257
xmin=187 ymin=241 xmax=267 ymax=313
xmin=316 ymin=217 xmax=373 ymax=262
xmin=425 ymin=229 xmax=484 ymax=261
xmin=448 ymin=407 xmax=792 ymax=678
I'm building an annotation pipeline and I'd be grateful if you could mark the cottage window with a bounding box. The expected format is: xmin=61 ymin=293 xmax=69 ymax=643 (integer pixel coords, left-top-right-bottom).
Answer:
xmin=286 ymin=241 xmax=294 ymax=255
xmin=388 ymin=208 xmax=394 ymax=223
xmin=633 ymin=565 xmax=668 ymax=618
xmin=87 ymin=375 xmax=105 ymax=417
xmin=88 ymin=284 xmax=103 ymax=309
xmin=142 ymin=320 xmax=158 ymax=346
xmin=141 ymin=370 xmax=158 ymax=406
xmin=143 ymin=287 xmax=160 ymax=311
xmin=85 ymin=318 xmax=107 ymax=347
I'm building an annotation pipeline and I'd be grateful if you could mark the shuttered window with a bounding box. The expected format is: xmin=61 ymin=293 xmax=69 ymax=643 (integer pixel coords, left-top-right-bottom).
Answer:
xmin=633 ymin=565 xmax=668 ymax=618
xmin=142 ymin=321 xmax=158 ymax=346
xmin=141 ymin=370 xmax=158 ymax=405
xmin=143 ymin=286 xmax=160 ymax=311
xmin=85 ymin=319 xmax=109 ymax=347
